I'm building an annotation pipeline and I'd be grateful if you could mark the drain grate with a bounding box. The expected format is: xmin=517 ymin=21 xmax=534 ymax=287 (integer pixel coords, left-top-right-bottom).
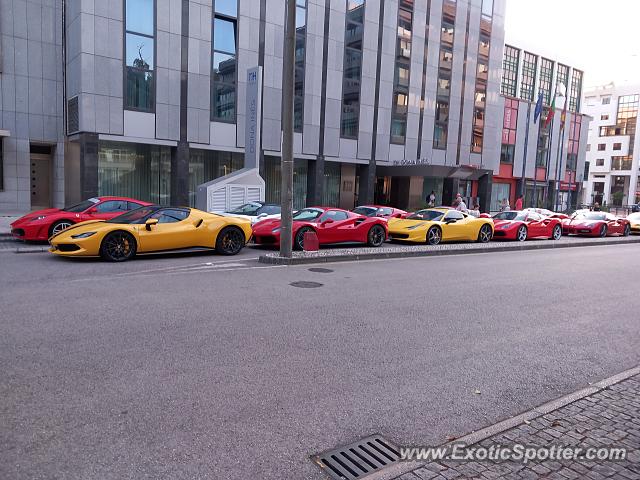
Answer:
xmin=290 ymin=281 xmax=324 ymax=288
xmin=313 ymin=435 xmax=400 ymax=479
xmin=308 ymin=268 xmax=334 ymax=273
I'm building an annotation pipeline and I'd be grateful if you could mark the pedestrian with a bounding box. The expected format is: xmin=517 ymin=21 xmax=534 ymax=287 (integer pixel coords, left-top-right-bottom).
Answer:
xmin=501 ymin=198 xmax=510 ymax=212
xmin=468 ymin=203 xmax=480 ymax=217
xmin=593 ymin=202 xmax=601 ymax=212
xmin=455 ymin=193 xmax=467 ymax=212
xmin=515 ymin=195 xmax=523 ymax=211
xmin=428 ymin=190 xmax=436 ymax=207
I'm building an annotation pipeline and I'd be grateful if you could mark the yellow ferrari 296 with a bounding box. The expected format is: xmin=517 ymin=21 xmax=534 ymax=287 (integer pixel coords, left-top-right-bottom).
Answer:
xmin=387 ymin=207 xmax=494 ymax=245
xmin=49 ymin=206 xmax=253 ymax=261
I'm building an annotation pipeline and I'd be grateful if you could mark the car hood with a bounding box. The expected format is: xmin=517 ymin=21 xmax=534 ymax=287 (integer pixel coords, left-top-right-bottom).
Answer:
xmin=11 ymin=208 xmax=63 ymax=225
xmin=565 ymin=219 xmax=601 ymax=228
xmin=387 ymin=218 xmax=437 ymax=230
xmin=49 ymin=219 xmax=109 ymax=241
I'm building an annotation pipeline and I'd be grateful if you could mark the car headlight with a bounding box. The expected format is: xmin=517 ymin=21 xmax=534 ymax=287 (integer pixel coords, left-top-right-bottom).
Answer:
xmin=407 ymin=222 xmax=426 ymax=230
xmin=271 ymin=227 xmax=281 ymax=234
xmin=499 ymin=224 xmax=512 ymax=229
xmin=29 ymin=215 xmax=46 ymax=222
xmin=71 ymin=231 xmax=96 ymax=239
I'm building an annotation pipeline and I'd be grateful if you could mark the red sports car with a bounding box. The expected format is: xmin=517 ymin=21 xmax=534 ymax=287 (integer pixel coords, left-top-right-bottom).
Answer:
xmin=562 ymin=211 xmax=631 ymax=237
xmin=252 ymin=207 xmax=388 ymax=250
xmin=492 ymin=210 xmax=563 ymax=241
xmin=10 ymin=196 xmax=152 ymax=241
xmin=521 ymin=207 xmax=569 ymax=220
xmin=351 ymin=205 xmax=407 ymax=219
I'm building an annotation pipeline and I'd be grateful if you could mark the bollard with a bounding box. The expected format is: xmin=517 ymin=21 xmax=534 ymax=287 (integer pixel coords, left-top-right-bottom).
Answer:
xmin=303 ymin=231 xmax=320 ymax=251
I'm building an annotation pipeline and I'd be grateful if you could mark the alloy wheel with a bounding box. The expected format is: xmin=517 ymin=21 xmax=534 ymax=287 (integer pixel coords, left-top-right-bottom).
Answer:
xmin=368 ymin=225 xmax=385 ymax=247
xmin=51 ymin=221 xmax=72 ymax=236
xmin=427 ymin=227 xmax=441 ymax=245
xmin=517 ymin=225 xmax=527 ymax=242
xmin=103 ymin=232 xmax=135 ymax=261
xmin=599 ymin=224 xmax=607 ymax=237
xmin=217 ymin=227 xmax=245 ymax=255
xmin=552 ymin=225 xmax=562 ymax=240
xmin=478 ymin=225 xmax=492 ymax=243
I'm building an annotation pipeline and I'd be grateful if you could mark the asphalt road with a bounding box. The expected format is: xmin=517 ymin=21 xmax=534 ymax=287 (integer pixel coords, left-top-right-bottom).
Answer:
xmin=1 ymin=245 xmax=639 ymax=479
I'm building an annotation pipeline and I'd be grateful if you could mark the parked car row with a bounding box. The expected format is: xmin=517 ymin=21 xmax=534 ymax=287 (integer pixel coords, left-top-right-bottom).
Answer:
xmin=10 ymin=198 xmax=639 ymax=262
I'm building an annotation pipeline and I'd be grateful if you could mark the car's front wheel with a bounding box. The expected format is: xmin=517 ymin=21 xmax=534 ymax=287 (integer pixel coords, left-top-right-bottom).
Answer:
xmin=49 ymin=220 xmax=73 ymax=237
xmin=599 ymin=224 xmax=607 ymax=237
xmin=623 ymin=224 xmax=631 ymax=237
xmin=216 ymin=227 xmax=245 ymax=255
xmin=551 ymin=224 xmax=562 ymax=240
xmin=367 ymin=224 xmax=386 ymax=247
xmin=294 ymin=226 xmax=314 ymax=250
xmin=426 ymin=226 xmax=442 ymax=245
xmin=477 ymin=224 xmax=493 ymax=243
xmin=100 ymin=231 xmax=137 ymax=262
xmin=516 ymin=225 xmax=528 ymax=242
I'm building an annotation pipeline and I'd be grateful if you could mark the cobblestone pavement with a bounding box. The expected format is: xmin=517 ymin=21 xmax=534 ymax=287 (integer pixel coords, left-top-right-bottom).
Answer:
xmin=396 ymin=375 xmax=640 ymax=480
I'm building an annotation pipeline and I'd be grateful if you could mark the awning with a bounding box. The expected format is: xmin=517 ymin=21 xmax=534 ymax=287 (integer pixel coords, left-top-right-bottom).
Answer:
xmin=0 ymin=129 xmax=10 ymax=137
xmin=376 ymin=163 xmax=492 ymax=181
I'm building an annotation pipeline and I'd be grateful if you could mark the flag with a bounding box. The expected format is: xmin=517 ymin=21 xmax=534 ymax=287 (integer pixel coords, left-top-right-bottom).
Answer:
xmin=533 ymin=92 xmax=544 ymax=124
xmin=543 ymin=92 xmax=556 ymax=129
xmin=559 ymin=94 xmax=568 ymax=131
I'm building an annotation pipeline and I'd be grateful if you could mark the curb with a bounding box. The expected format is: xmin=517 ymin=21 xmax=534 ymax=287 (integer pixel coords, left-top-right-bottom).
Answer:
xmin=370 ymin=365 xmax=640 ymax=480
xmin=258 ymin=237 xmax=640 ymax=265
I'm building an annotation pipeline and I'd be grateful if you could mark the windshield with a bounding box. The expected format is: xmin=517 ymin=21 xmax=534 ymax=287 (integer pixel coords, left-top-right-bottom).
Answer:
xmin=227 ymin=202 xmax=263 ymax=215
xmin=493 ymin=211 xmax=527 ymax=221
xmin=63 ymin=198 xmax=100 ymax=213
xmin=407 ymin=210 xmax=445 ymax=221
xmin=352 ymin=207 xmax=377 ymax=217
xmin=106 ymin=207 xmax=157 ymax=224
xmin=572 ymin=212 xmax=606 ymax=221
xmin=293 ymin=208 xmax=323 ymax=221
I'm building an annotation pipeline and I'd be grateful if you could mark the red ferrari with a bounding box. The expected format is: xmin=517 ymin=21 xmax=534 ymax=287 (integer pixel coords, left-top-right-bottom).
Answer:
xmin=10 ymin=196 xmax=152 ymax=241
xmin=492 ymin=210 xmax=563 ymax=241
xmin=252 ymin=207 xmax=388 ymax=249
xmin=562 ymin=211 xmax=631 ymax=237
xmin=351 ymin=205 xmax=407 ymax=219
xmin=521 ymin=207 xmax=569 ymax=220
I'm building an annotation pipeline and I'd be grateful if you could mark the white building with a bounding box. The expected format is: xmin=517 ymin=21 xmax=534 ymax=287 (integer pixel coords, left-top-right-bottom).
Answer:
xmin=582 ymin=83 xmax=640 ymax=207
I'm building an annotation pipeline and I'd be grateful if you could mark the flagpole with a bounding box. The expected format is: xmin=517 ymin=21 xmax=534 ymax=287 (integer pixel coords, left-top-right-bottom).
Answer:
xmin=533 ymin=120 xmax=540 ymax=207
xmin=555 ymin=116 xmax=567 ymax=212
xmin=544 ymin=113 xmax=555 ymax=209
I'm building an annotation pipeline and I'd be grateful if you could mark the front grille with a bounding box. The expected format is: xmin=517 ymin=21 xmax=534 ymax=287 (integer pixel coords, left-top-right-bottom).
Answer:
xmin=313 ymin=435 xmax=400 ymax=480
xmin=255 ymin=235 xmax=276 ymax=244
xmin=494 ymin=231 xmax=506 ymax=237
xmin=57 ymin=244 xmax=80 ymax=252
xmin=12 ymin=228 xmax=25 ymax=237
xmin=579 ymin=229 xmax=592 ymax=233
xmin=389 ymin=233 xmax=409 ymax=239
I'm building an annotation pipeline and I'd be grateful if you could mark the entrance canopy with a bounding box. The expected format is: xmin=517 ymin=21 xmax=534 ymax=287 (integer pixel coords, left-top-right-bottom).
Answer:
xmin=377 ymin=164 xmax=492 ymax=181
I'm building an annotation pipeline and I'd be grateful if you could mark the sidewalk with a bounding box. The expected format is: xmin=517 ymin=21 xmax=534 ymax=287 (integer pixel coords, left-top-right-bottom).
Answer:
xmin=0 ymin=214 xmax=22 ymax=237
xmin=394 ymin=370 xmax=640 ymax=480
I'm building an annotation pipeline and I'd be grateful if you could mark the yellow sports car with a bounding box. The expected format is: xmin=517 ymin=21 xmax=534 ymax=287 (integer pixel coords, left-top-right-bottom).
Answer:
xmin=628 ymin=212 xmax=640 ymax=234
xmin=49 ymin=206 xmax=252 ymax=261
xmin=387 ymin=207 xmax=494 ymax=245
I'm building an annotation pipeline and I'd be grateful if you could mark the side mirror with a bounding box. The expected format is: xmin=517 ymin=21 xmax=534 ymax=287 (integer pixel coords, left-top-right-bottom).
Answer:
xmin=445 ymin=218 xmax=457 ymax=224
xmin=257 ymin=213 xmax=267 ymax=218
xmin=321 ymin=218 xmax=334 ymax=226
xmin=145 ymin=218 xmax=159 ymax=231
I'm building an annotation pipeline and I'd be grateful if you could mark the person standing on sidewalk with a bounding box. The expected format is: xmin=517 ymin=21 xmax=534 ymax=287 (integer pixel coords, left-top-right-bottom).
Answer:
xmin=455 ymin=194 xmax=467 ymax=213
xmin=515 ymin=195 xmax=523 ymax=211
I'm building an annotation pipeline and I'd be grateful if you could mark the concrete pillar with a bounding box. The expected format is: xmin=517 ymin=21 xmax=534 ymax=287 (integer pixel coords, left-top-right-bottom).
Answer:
xmin=442 ymin=178 xmax=461 ymax=206
xmin=171 ymin=141 xmax=190 ymax=206
xmin=358 ymin=163 xmax=376 ymax=205
xmin=477 ymin=173 xmax=492 ymax=213
xmin=307 ymin=156 xmax=325 ymax=206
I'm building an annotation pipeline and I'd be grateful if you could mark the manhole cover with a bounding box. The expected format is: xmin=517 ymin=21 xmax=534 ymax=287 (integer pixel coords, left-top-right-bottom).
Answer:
xmin=308 ymin=268 xmax=334 ymax=273
xmin=312 ymin=435 xmax=399 ymax=479
xmin=290 ymin=281 xmax=324 ymax=288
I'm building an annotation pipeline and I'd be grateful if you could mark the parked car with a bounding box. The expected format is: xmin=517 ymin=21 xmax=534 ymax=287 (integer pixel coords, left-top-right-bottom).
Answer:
xmin=562 ymin=211 xmax=631 ymax=237
xmin=351 ymin=205 xmax=407 ymax=219
xmin=11 ymin=196 xmax=152 ymax=241
xmin=49 ymin=206 xmax=252 ymax=261
xmin=252 ymin=207 xmax=388 ymax=250
xmin=218 ymin=201 xmax=282 ymax=225
xmin=631 ymin=204 xmax=640 ymax=213
xmin=627 ymin=212 xmax=640 ymax=234
xmin=521 ymin=207 xmax=569 ymax=220
xmin=387 ymin=207 xmax=494 ymax=245
xmin=492 ymin=211 xmax=563 ymax=241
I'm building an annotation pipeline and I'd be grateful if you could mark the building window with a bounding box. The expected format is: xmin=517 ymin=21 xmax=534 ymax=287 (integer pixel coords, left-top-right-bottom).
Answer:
xmin=613 ymin=142 xmax=622 ymax=151
xmin=601 ymin=114 xmax=609 ymax=121
xmin=568 ymin=69 xmax=583 ymax=112
xmin=481 ymin=0 xmax=493 ymax=17
xmin=538 ymin=57 xmax=554 ymax=105
xmin=434 ymin=0 xmax=455 ymax=149
xmin=322 ymin=161 xmax=342 ymax=206
xmin=390 ymin=0 xmax=414 ymax=144
xmin=598 ymin=143 xmax=606 ymax=151
xmin=125 ymin=0 xmax=155 ymax=111
xmin=566 ymin=153 xmax=577 ymax=172
xmin=0 ymin=138 xmax=3 ymax=191
xmin=472 ymin=17 xmax=491 ymax=153
xmin=294 ymin=0 xmax=307 ymax=132
xmin=611 ymin=156 xmax=632 ymax=171
xmin=566 ymin=114 xmax=581 ymax=171
xmin=602 ymin=96 xmax=611 ymax=105
xmin=500 ymin=144 xmax=515 ymax=164
xmin=556 ymin=63 xmax=569 ymax=98
xmin=340 ymin=0 xmax=365 ymax=138
xmin=189 ymin=149 xmax=243 ymax=206
xmin=536 ymin=112 xmax=551 ymax=168
xmin=595 ymin=158 xmax=604 ymax=166
xmin=501 ymin=45 xmax=519 ymax=97
xmin=586 ymin=144 xmax=591 ymax=151
xmin=98 ymin=142 xmax=171 ymax=204
xmin=491 ymin=182 xmax=511 ymax=212
xmin=519 ymin=52 xmax=537 ymax=102
xmin=211 ymin=0 xmax=238 ymax=121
